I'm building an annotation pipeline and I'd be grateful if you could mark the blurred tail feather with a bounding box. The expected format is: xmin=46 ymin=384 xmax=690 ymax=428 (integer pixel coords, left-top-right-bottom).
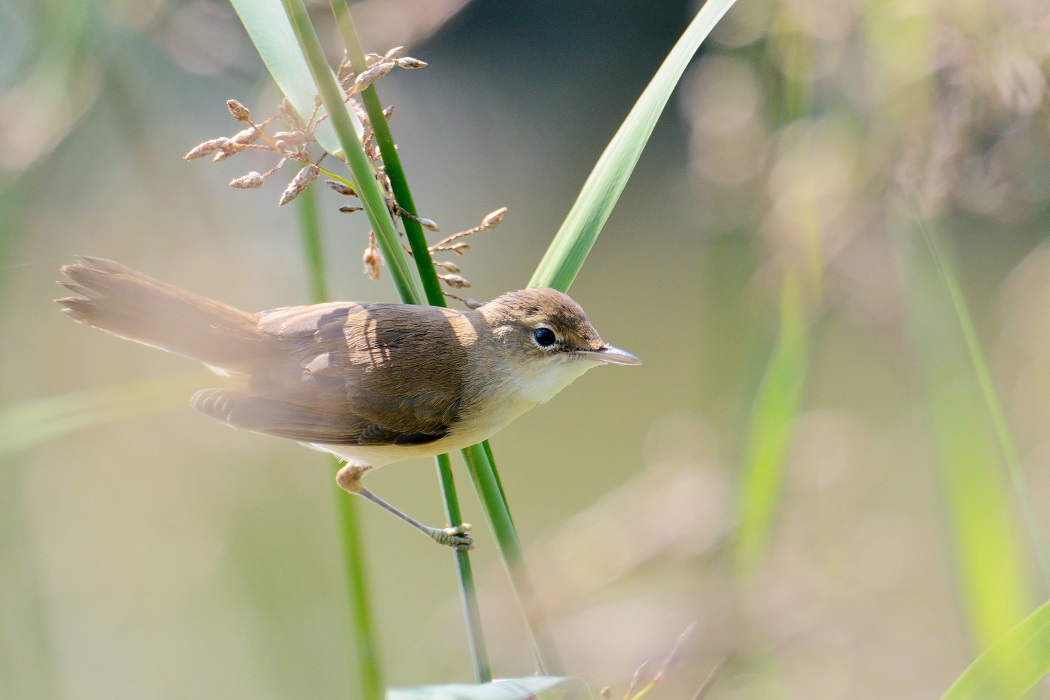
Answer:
xmin=57 ymin=256 xmax=270 ymax=371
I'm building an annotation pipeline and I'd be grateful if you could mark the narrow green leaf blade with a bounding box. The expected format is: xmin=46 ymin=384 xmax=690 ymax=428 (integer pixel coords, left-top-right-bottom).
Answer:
xmin=528 ymin=0 xmax=737 ymax=292
xmin=734 ymin=276 xmax=809 ymax=572
xmin=922 ymin=225 xmax=1050 ymax=584
xmin=942 ymin=598 xmax=1050 ymax=699
xmin=898 ymin=218 xmax=1034 ymax=692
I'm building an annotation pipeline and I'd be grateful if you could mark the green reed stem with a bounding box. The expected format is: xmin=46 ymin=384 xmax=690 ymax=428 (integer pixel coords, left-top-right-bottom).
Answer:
xmin=325 ymin=2 xmax=496 ymax=681
xmin=296 ymin=184 xmax=384 ymax=699
xmin=328 ymin=0 xmax=445 ymax=305
xmin=436 ymin=453 xmax=492 ymax=682
xmin=283 ymin=0 xmax=420 ymax=305
xmin=461 ymin=444 xmax=564 ymax=675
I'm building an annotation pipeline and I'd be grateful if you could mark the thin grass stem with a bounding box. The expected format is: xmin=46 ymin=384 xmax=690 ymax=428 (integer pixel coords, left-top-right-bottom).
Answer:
xmin=295 ymin=184 xmax=384 ymax=699
xmin=436 ymin=453 xmax=492 ymax=683
xmin=282 ymin=0 xmax=420 ymax=305
xmin=325 ymin=3 xmax=498 ymax=680
xmin=461 ymin=444 xmax=564 ymax=674
xmin=328 ymin=0 xmax=445 ymax=305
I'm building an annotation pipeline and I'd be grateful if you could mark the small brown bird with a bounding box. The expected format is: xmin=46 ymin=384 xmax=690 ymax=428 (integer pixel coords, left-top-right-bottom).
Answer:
xmin=57 ymin=257 xmax=640 ymax=549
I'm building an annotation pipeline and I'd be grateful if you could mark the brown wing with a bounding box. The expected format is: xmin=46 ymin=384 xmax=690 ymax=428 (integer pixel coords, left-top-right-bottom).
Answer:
xmin=192 ymin=301 xmax=472 ymax=447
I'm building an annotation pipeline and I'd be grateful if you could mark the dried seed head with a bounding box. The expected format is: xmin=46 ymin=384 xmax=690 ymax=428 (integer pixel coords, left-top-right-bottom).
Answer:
xmin=480 ymin=206 xmax=508 ymax=230
xmin=452 ymin=242 xmax=470 ymax=253
xmin=625 ymin=661 xmax=650 ymax=699
xmin=598 ymin=689 xmax=611 ymax=700
xmin=337 ymin=58 xmax=354 ymax=86
xmin=395 ymin=206 xmax=440 ymax=232
xmin=443 ymin=292 xmax=482 ymax=309
xmin=439 ymin=273 xmax=470 ymax=289
xmin=364 ymin=141 xmax=380 ymax=163
xmin=211 ymin=143 xmax=243 ymax=162
xmin=184 ymin=138 xmax=229 ymax=160
xmin=363 ymin=232 xmax=382 ymax=280
xmin=229 ymin=126 xmax=262 ymax=146
xmin=261 ymin=158 xmax=287 ymax=181
xmin=365 ymin=52 xmax=384 ymax=66
xmin=272 ymin=130 xmax=308 ymax=149
xmin=395 ymin=57 xmax=427 ymax=69
xmin=230 ymin=171 xmax=265 ymax=189
xmin=326 ymin=180 xmax=357 ymax=196
xmin=278 ymin=164 xmax=319 ymax=206
xmin=382 ymin=104 xmax=395 ymax=120
xmin=350 ymin=99 xmax=371 ymax=125
xmin=652 ymin=622 xmax=697 ymax=685
xmin=339 ymin=205 xmax=363 ymax=214
xmin=354 ymin=61 xmax=394 ymax=93
xmin=278 ymin=99 xmax=303 ymax=129
xmin=384 ymin=46 xmax=404 ymax=61
xmin=434 ymin=260 xmax=460 ymax=273
xmin=363 ymin=252 xmax=382 ymax=280
xmin=226 ymin=99 xmax=251 ymax=122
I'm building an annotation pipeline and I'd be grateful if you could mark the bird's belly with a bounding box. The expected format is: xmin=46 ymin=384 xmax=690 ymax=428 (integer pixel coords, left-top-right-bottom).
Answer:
xmin=307 ymin=394 xmax=538 ymax=468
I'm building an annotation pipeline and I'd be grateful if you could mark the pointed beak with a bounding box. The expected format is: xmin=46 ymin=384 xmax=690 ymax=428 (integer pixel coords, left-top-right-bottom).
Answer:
xmin=583 ymin=344 xmax=641 ymax=365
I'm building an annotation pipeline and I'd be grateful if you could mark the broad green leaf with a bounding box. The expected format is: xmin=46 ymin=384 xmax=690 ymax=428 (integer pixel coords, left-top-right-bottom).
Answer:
xmin=942 ymin=598 xmax=1050 ymax=699
xmin=529 ymin=0 xmax=737 ymax=292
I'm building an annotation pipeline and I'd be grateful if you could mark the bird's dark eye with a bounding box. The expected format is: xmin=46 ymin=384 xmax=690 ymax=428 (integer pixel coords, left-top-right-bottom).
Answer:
xmin=533 ymin=327 xmax=557 ymax=348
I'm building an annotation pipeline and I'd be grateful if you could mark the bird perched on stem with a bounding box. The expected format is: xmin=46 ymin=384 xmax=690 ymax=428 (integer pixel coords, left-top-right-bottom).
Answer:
xmin=57 ymin=257 xmax=640 ymax=549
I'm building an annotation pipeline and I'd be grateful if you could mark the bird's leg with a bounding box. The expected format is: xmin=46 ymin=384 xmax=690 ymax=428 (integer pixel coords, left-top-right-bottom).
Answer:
xmin=335 ymin=464 xmax=473 ymax=550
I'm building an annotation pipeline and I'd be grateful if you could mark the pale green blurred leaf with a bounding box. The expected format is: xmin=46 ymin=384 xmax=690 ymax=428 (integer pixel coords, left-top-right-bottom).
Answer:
xmin=528 ymin=0 xmax=737 ymax=292
xmin=734 ymin=276 xmax=809 ymax=572
xmin=899 ymin=218 xmax=1034 ymax=689
xmin=942 ymin=598 xmax=1050 ymax=699
xmin=922 ymin=226 xmax=1050 ymax=583
xmin=388 ymin=676 xmax=589 ymax=699
xmin=229 ymin=0 xmax=339 ymax=152
xmin=0 ymin=375 xmax=195 ymax=456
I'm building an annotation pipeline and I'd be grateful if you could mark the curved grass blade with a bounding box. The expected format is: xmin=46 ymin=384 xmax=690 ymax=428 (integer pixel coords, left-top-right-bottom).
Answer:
xmin=942 ymin=598 xmax=1050 ymax=699
xmin=529 ymin=0 xmax=737 ymax=292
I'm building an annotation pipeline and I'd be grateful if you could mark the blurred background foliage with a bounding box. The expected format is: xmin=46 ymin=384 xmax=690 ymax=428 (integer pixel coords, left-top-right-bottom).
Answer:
xmin=3 ymin=0 xmax=1050 ymax=697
